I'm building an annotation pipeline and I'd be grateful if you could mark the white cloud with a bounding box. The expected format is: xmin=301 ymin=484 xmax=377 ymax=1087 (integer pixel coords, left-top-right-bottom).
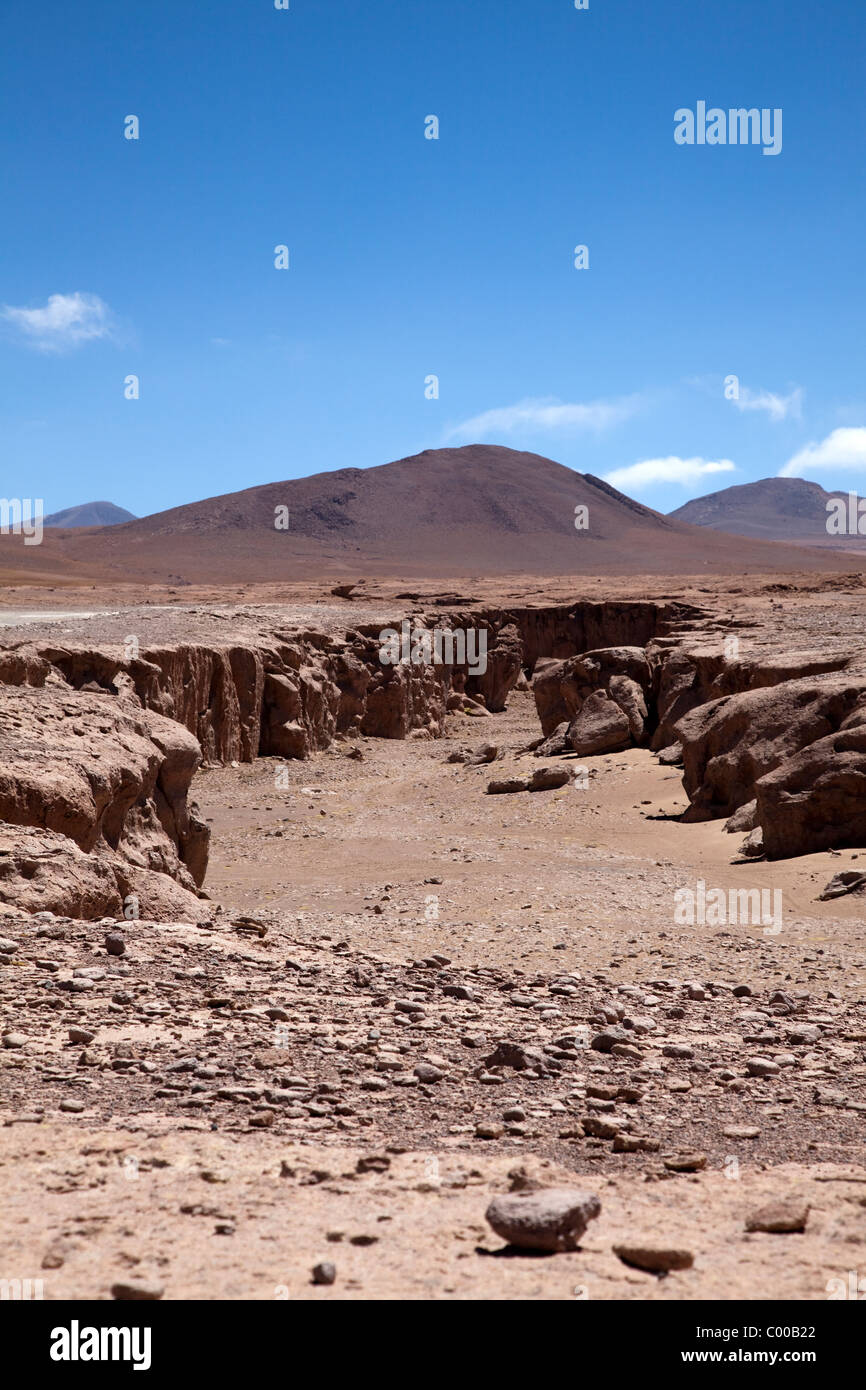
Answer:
xmin=732 ymin=385 xmax=802 ymax=422
xmin=779 ymin=427 xmax=866 ymax=477
xmin=603 ymin=456 xmax=737 ymax=490
xmin=2 ymin=292 xmax=115 ymax=351
xmin=447 ymin=393 xmax=643 ymax=442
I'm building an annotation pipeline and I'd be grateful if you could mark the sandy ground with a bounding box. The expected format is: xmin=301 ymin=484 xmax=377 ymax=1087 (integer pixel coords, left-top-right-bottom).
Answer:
xmin=201 ymin=689 xmax=866 ymax=983
xmin=3 ymin=1125 xmax=865 ymax=1301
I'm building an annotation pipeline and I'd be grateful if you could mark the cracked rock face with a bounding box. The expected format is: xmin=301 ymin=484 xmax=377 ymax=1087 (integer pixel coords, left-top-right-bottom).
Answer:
xmin=0 ymin=683 xmax=210 ymax=921
xmin=755 ymin=721 xmax=866 ymax=858
xmin=676 ymin=675 xmax=866 ymax=821
xmin=0 ymin=611 xmax=529 ymax=919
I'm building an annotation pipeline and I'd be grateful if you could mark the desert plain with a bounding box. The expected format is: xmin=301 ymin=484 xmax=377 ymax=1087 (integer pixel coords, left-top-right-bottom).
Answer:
xmin=1 ymin=551 xmax=865 ymax=1301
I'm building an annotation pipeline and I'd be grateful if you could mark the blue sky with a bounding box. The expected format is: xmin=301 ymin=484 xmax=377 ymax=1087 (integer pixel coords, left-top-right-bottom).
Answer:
xmin=2 ymin=0 xmax=864 ymax=518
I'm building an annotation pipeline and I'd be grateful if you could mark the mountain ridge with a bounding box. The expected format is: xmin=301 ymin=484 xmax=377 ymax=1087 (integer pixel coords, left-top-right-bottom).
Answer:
xmin=4 ymin=446 xmax=865 ymax=583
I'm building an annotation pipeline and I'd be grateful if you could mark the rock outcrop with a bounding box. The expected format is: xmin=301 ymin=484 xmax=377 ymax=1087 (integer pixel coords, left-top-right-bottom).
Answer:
xmin=522 ymin=614 xmax=866 ymax=860
xmin=532 ymin=646 xmax=652 ymax=761
xmin=756 ymin=721 xmax=866 ymax=858
xmin=675 ymin=676 xmax=866 ymax=821
xmin=0 ymin=681 xmax=210 ymax=921
xmin=653 ymin=646 xmax=852 ymax=752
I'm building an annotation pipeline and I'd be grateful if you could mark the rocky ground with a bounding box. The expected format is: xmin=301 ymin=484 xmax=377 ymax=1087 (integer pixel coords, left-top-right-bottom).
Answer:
xmin=1 ymin=576 xmax=865 ymax=1300
xmin=1 ymin=895 xmax=865 ymax=1297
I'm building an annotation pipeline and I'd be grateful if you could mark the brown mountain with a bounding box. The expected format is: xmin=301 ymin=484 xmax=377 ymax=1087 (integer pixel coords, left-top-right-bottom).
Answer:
xmin=669 ymin=477 xmax=866 ymax=550
xmin=3 ymin=446 xmax=865 ymax=585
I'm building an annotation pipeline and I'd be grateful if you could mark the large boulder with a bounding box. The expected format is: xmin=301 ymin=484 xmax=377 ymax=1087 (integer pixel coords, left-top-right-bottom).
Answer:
xmin=0 ymin=824 xmax=123 ymax=919
xmin=756 ymin=721 xmax=866 ymax=857
xmin=676 ymin=676 xmax=866 ymax=820
xmin=533 ymin=647 xmax=651 ymax=739
xmin=567 ymin=690 xmax=631 ymax=756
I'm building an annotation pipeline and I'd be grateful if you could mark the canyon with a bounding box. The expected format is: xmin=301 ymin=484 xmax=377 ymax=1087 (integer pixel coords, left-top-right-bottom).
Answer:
xmin=1 ymin=580 xmax=865 ymax=924
xmin=1 ymin=571 xmax=865 ymax=1300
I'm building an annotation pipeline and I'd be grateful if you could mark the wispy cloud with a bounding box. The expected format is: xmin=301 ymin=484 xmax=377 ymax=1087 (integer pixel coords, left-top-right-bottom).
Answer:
xmin=2 ymin=292 xmax=115 ymax=351
xmin=732 ymin=384 xmax=803 ymax=422
xmin=447 ymin=393 xmax=644 ymax=442
xmin=779 ymin=427 xmax=866 ymax=477
xmin=604 ymin=456 xmax=737 ymax=490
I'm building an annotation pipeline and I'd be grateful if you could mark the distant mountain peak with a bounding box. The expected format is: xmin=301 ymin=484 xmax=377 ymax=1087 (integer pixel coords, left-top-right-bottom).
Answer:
xmin=669 ymin=476 xmax=866 ymax=548
xmin=42 ymin=501 xmax=137 ymax=529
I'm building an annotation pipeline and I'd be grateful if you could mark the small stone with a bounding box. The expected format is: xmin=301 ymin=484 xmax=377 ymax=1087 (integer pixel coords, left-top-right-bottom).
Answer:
xmin=59 ymin=1098 xmax=86 ymax=1113
xmin=722 ymin=1126 xmax=760 ymax=1140
xmin=475 ymin=1121 xmax=504 ymax=1139
xmin=68 ymin=1028 xmax=95 ymax=1045
xmin=612 ymin=1133 xmax=641 ymax=1153
xmin=111 ymin=1279 xmax=164 ymax=1301
xmin=663 ymin=1044 xmax=694 ymax=1059
xmin=312 ymin=1261 xmax=336 ymax=1285
xmin=486 ymin=778 xmax=527 ymax=795
xmin=485 ymin=1187 xmax=601 ymax=1252
xmin=614 ymin=1243 xmax=693 ymax=1273
xmin=414 ymin=1063 xmax=444 ymax=1084
xmin=442 ymin=984 xmax=475 ymax=1002
xmin=664 ymin=1152 xmax=707 ymax=1173
xmin=2 ymin=1032 xmax=27 ymax=1049
xmin=611 ymin=1043 xmax=643 ymax=1061
xmin=613 ymin=1133 xmax=660 ymax=1154
xmin=104 ymin=933 xmax=126 ymax=956
xmin=813 ymin=1087 xmax=848 ymax=1107
xmin=481 ymin=1041 xmax=549 ymax=1075
xmin=746 ymin=1057 xmax=780 ymax=1078
xmin=581 ymin=1114 xmax=624 ymax=1139
xmin=590 ymin=1028 xmax=630 ymax=1053
xmin=786 ymin=1025 xmax=820 ymax=1046
xmin=732 ymin=985 xmax=753 ymax=997
xmin=356 ymin=1154 xmax=390 ymax=1174
xmin=526 ymin=767 xmax=573 ymax=792
xmin=745 ymin=1200 xmax=810 ymax=1234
